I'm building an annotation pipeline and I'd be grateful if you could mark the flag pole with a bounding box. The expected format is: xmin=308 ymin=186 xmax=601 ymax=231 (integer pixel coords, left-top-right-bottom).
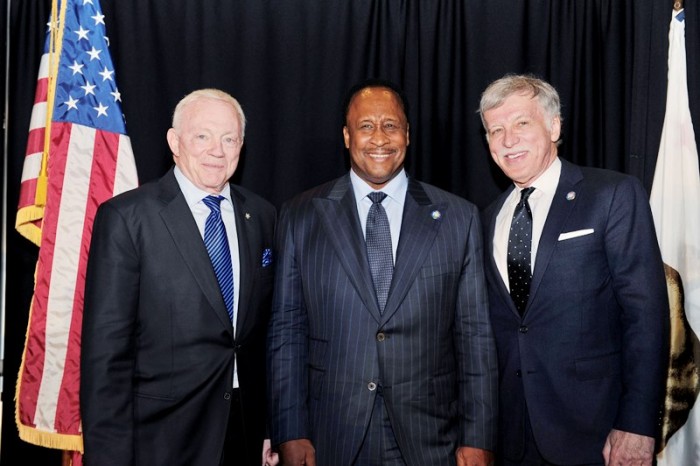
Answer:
xmin=1 ymin=0 xmax=14 ymax=449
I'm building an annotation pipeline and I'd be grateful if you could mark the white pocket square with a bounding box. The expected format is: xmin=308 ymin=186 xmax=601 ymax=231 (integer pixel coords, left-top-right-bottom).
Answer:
xmin=558 ymin=228 xmax=594 ymax=241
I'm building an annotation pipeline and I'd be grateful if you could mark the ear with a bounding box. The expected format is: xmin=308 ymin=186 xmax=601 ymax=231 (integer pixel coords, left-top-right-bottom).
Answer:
xmin=343 ymin=126 xmax=350 ymax=149
xmin=166 ymin=128 xmax=179 ymax=156
xmin=550 ymin=116 xmax=561 ymax=143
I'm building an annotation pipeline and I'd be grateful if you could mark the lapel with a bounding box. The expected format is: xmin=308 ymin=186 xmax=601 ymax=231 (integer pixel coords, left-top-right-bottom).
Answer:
xmin=381 ymin=178 xmax=444 ymax=323
xmin=314 ymin=175 xmax=384 ymax=322
xmin=157 ymin=169 xmax=234 ymax=336
xmin=230 ymin=184 xmax=255 ymax=340
xmin=527 ymin=160 xmax=584 ymax=312
xmin=485 ymin=186 xmax=518 ymax=316
xmin=314 ymin=176 xmax=446 ymax=323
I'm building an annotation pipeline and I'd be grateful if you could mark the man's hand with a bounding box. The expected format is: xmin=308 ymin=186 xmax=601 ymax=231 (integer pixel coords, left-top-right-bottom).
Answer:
xmin=602 ymin=429 xmax=654 ymax=466
xmin=278 ymin=438 xmax=316 ymax=466
xmin=262 ymin=438 xmax=279 ymax=466
xmin=456 ymin=446 xmax=494 ymax=466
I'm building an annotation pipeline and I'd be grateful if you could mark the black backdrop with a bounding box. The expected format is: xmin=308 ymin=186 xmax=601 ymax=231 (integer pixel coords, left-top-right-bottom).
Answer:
xmin=4 ymin=1 xmax=699 ymax=463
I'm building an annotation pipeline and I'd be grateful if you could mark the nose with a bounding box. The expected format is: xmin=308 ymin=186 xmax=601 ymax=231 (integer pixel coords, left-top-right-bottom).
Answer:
xmin=503 ymin=128 xmax=519 ymax=148
xmin=369 ymin=127 xmax=390 ymax=146
xmin=209 ymin=138 xmax=225 ymax=156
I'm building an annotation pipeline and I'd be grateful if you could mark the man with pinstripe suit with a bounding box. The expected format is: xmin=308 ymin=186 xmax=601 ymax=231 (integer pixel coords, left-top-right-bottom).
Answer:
xmin=267 ymin=79 xmax=498 ymax=466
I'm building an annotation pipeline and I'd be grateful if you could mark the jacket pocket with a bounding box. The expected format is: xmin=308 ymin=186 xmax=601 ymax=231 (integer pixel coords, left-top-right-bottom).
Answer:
xmin=574 ymin=352 xmax=621 ymax=381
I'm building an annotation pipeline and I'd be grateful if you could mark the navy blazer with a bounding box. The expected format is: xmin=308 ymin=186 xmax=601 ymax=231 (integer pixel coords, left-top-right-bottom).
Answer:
xmin=482 ymin=159 xmax=669 ymax=464
xmin=81 ymin=168 xmax=276 ymax=465
xmin=267 ymin=174 xmax=498 ymax=466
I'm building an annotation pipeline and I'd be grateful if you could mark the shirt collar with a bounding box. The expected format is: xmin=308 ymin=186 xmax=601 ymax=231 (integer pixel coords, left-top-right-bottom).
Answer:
xmin=350 ymin=168 xmax=408 ymax=203
xmin=174 ymin=165 xmax=232 ymax=209
xmin=508 ymin=157 xmax=561 ymax=205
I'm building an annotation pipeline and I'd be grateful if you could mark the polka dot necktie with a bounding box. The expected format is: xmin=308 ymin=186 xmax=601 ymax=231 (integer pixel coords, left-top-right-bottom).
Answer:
xmin=366 ymin=192 xmax=394 ymax=313
xmin=507 ymin=187 xmax=535 ymax=314
xmin=203 ymin=195 xmax=234 ymax=322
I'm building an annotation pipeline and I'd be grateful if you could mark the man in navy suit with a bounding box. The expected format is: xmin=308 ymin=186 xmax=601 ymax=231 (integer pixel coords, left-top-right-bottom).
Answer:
xmin=267 ymin=79 xmax=498 ymax=466
xmin=479 ymin=74 xmax=669 ymax=466
xmin=81 ymin=89 xmax=278 ymax=466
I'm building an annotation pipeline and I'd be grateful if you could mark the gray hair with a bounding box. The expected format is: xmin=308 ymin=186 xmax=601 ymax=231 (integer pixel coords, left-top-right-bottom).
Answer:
xmin=172 ymin=88 xmax=246 ymax=138
xmin=478 ymin=74 xmax=561 ymax=130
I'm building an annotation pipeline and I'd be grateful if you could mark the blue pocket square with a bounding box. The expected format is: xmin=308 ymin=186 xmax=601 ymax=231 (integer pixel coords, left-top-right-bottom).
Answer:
xmin=262 ymin=248 xmax=273 ymax=267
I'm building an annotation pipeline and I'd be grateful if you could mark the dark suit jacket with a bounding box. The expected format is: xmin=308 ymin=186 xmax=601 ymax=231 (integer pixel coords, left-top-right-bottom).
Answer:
xmin=267 ymin=174 xmax=498 ymax=466
xmin=482 ymin=159 xmax=669 ymax=464
xmin=81 ymin=168 xmax=276 ymax=466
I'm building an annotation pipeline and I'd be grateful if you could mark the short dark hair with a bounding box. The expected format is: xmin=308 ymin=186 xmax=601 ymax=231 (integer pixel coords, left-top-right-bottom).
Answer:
xmin=341 ymin=78 xmax=410 ymax=127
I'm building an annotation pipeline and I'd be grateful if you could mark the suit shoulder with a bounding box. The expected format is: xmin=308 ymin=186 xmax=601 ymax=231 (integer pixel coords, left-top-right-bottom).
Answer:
xmin=231 ymin=184 xmax=276 ymax=217
xmin=280 ymin=178 xmax=339 ymax=210
xmin=417 ymin=181 xmax=478 ymax=211
xmin=579 ymin=166 xmax=638 ymax=183
xmin=99 ymin=178 xmax=160 ymax=211
xmin=577 ymin=166 xmax=646 ymax=196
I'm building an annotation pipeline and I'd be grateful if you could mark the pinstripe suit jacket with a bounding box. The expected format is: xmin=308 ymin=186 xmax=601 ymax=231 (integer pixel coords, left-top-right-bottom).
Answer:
xmin=267 ymin=174 xmax=498 ymax=465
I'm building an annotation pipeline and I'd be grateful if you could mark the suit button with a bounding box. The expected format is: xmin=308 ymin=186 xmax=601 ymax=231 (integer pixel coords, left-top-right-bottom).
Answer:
xmin=519 ymin=325 xmax=528 ymax=333
xmin=377 ymin=332 xmax=386 ymax=342
xmin=224 ymin=392 xmax=231 ymax=400
xmin=368 ymin=382 xmax=377 ymax=391
xmin=516 ymin=370 xmax=522 ymax=377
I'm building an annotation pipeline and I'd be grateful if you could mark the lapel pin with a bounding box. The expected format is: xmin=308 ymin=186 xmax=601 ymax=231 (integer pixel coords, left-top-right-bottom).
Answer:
xmin=566 ymin=191 xmax=576 ymax=201
xmin=431 ymin=210 xmax=441 ymax=220
xmin=245 ymin=212 xmax=251 ymax=220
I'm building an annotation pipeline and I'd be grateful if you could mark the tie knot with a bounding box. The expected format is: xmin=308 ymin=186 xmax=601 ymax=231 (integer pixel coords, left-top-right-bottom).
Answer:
xmin=519 ymin=187 xmax=535 ymax=203
xmin=203 ymin=195 xmax=225 ymax=213
xmin=368 ymin=191 xmax=388 ymax=205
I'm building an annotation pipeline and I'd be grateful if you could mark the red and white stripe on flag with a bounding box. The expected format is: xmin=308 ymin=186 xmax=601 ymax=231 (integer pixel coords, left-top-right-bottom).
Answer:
xmin=16 ymin=52 xmax=50 ymax=243
xmin=15 ymin=0 xmax=138 ymax=455
xmin=652 ymin=7 xmax=700 ymax=465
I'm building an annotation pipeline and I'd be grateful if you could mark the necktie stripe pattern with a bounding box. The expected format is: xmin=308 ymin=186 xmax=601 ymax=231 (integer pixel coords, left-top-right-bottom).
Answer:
xmin=507 ymin=187 xmax=535 ymax=314
xmin=203 ymin=195 xmax=234 ymax=322
xmin=366 ymin=191 xmax=394 ymax=313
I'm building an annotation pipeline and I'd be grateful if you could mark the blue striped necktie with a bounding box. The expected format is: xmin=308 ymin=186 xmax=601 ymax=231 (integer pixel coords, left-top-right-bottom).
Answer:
xmin=203 ymin=195 xmax=234 ymax=322
xmin=366 ymin=191 xmax=394 ymax=313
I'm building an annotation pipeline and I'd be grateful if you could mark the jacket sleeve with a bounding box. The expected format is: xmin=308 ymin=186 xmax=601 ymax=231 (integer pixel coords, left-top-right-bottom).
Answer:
xmin=455 ymin=205 xmax=499 ymax=450
xmin=605 ymin=176 xmax=669 ymax=436
xmin=81 ymin=202 xmax=139 ymax=466
xmin=266 ymin=204 xmax=311 ymax=445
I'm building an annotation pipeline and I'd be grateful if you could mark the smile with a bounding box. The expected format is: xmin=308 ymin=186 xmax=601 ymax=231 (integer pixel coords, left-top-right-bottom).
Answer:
xmin=504 ymin=151 xmax=527 ymax=160
xmin=366 ymin=151 xmax=395 ymax=160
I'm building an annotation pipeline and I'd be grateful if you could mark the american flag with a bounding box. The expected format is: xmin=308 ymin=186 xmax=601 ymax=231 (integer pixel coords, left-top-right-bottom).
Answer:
xmin=15 ymin=0 xmax=138 ymax=456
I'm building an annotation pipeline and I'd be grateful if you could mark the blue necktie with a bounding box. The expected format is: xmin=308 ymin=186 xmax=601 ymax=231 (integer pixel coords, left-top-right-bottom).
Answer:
xmin=366 ymin=192 xmax=393 ymax=313
xmin=203 ymin=195 xmax=234 ymax=322
xmin=507 ymin=187 xmax=535 ymax=314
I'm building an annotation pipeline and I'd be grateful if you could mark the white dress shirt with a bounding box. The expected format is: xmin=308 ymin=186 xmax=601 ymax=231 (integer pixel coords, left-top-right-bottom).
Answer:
xmin=350 ymin=168 xmax=408 ymax=261
xmin=493 ymin=157 xmax=561 ymax=290
xmin=174 ymin=166 xmax=241 ymax=387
